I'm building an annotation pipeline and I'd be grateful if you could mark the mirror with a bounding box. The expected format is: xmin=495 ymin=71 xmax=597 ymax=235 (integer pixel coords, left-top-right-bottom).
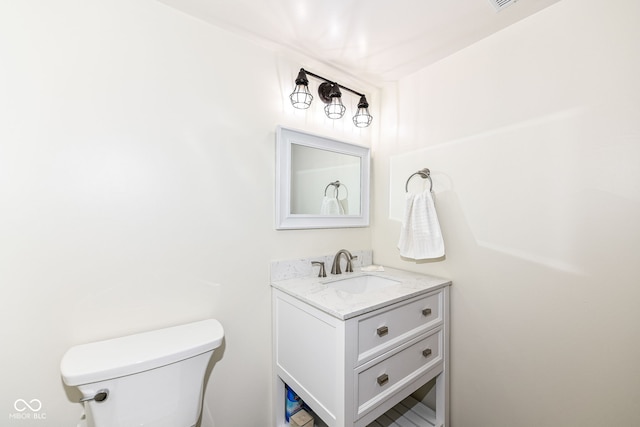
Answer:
xmin=275 ymin=126 xmax=370 ymax=229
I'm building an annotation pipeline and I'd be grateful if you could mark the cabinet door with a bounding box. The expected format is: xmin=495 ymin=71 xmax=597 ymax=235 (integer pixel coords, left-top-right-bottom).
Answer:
xmin=273 ymin=291 xmax=347 ymax=426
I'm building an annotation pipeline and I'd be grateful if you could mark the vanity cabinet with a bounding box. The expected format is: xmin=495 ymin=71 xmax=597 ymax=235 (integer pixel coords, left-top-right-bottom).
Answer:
xmin=272 ymin=275 xmax=450 ymax=427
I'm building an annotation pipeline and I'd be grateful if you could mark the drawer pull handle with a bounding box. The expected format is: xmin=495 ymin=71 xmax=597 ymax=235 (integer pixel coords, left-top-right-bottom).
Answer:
xmin=377 ymin=374 xmax=389 ymax=386
xmin=376 ymin=326 xmax=389 ymax=337
xmin=422 ymin=348 xmax=432 ymax=357
xmin=422 ymin=308 xmax=432 ymax=316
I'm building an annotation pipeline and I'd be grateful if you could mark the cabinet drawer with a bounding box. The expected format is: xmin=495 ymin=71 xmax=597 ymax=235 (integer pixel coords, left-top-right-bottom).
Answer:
xmin=356 ymin=328 xmax=442 ymax=419
xmin=356 ymin=290 xmax=442 ymax=364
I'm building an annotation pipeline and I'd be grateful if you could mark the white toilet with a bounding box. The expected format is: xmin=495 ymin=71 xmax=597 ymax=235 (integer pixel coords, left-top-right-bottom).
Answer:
xmin=60 ymin=319 xmax=224 ymax=427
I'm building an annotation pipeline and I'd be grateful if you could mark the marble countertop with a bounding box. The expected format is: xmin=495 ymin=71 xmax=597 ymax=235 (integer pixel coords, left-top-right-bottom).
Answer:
xmin=271 ymin=266 xmax=451 ymax=320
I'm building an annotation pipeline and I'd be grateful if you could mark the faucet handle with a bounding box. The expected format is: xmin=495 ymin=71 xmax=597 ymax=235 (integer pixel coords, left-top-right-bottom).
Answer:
xmin=311 ymin=261 xmax=326 ymax=278
xmin=346 ymin=255 xmax=358 ymax=272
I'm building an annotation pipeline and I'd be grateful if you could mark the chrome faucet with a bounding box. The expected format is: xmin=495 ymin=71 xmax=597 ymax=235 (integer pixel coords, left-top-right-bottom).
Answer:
xmin=331 ymin=249 xmax=358 ymax=275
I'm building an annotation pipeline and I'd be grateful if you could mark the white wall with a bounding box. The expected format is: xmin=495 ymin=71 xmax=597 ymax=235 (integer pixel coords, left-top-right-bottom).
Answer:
xmin=373 ymin=0 xmax=640 ymax=426
xmin=0 ymin=1 xmax=373 ymax=425
xmin=4 ymin=0 xmax=639 ymax=426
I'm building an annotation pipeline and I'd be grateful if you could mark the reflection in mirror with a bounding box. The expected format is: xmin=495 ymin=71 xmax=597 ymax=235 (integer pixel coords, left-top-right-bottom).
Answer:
xmin=290 ymin=143 xmax=361 ymax=215
xmin=276 ymin=126 xmax=370 ymax=229
xmin=320 ymin=180 xmax=350 ymax=215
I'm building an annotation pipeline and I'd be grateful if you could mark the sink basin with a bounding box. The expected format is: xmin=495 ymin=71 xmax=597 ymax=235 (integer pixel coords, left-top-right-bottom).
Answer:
xmin=325 ymin=275 xmax=401 ymax=294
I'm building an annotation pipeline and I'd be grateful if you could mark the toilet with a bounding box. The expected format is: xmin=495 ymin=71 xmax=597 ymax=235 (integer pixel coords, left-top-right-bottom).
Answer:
xmin=60 ymin=319 xmax=224 ymax=427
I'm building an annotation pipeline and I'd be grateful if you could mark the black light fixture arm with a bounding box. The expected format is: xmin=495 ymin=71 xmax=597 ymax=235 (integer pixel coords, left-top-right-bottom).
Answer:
xmin=300 ymin=68 xmax=365 ymax=98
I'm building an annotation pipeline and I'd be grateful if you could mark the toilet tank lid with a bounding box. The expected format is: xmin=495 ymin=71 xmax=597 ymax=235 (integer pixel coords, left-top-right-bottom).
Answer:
xmin=60 ymin=319 xmax=224 ymax=386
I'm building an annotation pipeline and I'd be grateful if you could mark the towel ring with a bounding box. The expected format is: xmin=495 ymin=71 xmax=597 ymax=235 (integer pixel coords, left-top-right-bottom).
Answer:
xmin=405 ymin=168 xmax=433 ymax=193
xmin=324 ymin=180 xmax=348 ymax=199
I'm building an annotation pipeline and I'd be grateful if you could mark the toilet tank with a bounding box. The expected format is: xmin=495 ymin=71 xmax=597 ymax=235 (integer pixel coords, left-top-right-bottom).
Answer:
xmin=61 ymin=319 xmax=224 ymax=427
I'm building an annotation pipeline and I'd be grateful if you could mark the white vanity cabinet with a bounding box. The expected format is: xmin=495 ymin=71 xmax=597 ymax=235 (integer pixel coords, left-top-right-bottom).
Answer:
xmin=271 ymin=269 xmax=450 ymax=427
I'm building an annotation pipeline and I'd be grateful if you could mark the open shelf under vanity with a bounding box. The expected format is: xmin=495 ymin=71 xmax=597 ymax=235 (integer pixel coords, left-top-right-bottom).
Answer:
xmin=367 ymin=396 xmax=438 ymax=427
xmin=282 ymin=392 xmax=438 ymax=427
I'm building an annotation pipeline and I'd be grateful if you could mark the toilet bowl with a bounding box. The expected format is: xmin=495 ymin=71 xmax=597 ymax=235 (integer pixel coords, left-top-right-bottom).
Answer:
xmin=61 ymin=319 xmax=224 ymax=427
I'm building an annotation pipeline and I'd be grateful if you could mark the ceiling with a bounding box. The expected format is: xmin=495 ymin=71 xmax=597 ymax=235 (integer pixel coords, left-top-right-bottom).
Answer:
xmin=158 ymin=0 xmax=561 ymax=84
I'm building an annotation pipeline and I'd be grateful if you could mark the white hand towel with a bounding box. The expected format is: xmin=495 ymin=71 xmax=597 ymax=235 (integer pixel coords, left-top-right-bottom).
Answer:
xmin=398 ymin=189 xmax=445 ymax=260
xmin=338 ymin=198 xmax=349 ymax=215
xmin=320 ymin=196 xmax=344 ymax=215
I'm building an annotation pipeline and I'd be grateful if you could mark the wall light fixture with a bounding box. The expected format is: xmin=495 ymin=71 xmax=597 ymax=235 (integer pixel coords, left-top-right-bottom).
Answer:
xmin=289 ymin=68 xmax=373 ymax=128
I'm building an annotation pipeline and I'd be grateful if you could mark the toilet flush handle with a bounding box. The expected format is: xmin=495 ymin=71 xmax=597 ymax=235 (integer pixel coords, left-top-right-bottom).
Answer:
xmin=80 ymin=389 xmax=109 ymax=403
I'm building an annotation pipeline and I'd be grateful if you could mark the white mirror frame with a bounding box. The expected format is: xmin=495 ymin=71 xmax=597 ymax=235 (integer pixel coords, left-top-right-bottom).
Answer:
xmin=275 ymin=126 xmax=370 ymax=230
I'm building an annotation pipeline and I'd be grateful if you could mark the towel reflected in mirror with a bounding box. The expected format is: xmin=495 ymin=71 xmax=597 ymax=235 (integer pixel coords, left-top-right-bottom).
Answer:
xmin=320 ymin=181 xmax=349 ymax=215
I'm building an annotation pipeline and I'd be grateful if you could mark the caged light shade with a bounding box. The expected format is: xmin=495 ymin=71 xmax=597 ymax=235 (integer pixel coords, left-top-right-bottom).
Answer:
xmin=323 ymin=83 xmax=346 ymax=119
xmin=353 ymin=95 xmax=373 ymax=128
xmin=289 ymin=69 xmax=313 ymax=109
